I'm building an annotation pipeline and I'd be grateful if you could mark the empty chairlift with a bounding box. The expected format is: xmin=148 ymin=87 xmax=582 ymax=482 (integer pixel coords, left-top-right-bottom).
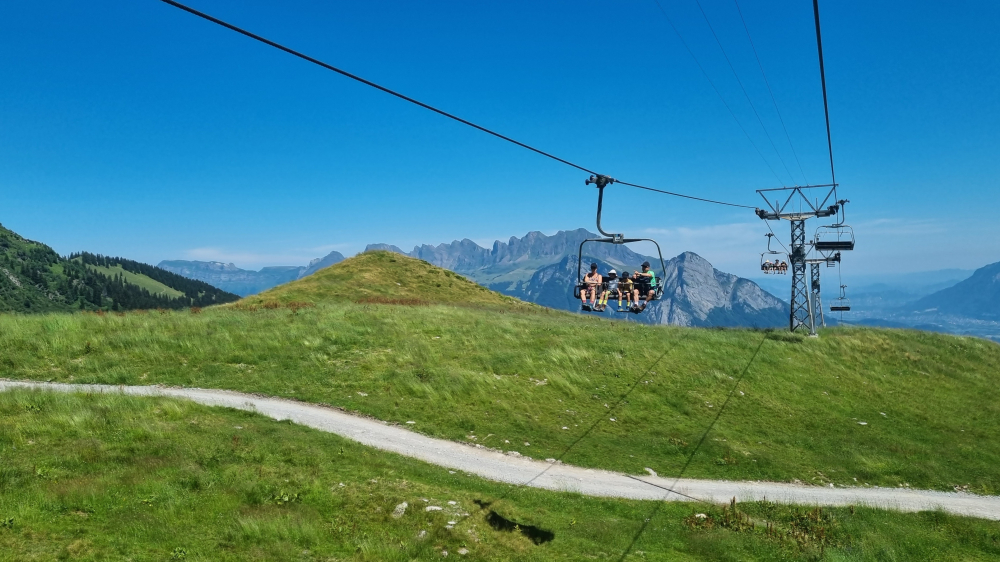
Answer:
xmin=829 ymin=284 xmax=851 ymax=312
xmin=814 ymin=224 xmax=855 ymax=252
xmin=814 ymin=199 xmax=856 ymax=253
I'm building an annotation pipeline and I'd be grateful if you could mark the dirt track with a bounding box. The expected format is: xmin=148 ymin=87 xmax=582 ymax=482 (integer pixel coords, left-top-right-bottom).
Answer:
xmin=4 ymin=380 xmax=999 ymax=521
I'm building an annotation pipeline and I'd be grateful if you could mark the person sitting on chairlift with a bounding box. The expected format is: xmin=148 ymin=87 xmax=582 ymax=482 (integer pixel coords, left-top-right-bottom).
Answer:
xmin=762 ymin=259 xmax=772 ymax=274
xmin=581 ymin=263 xmax=602 ymax=310
xmin=619 ymin=271 xmax=635 ymax=310
xmin=779 ymin=261 xmax=788 ymax=274
xmin=633 ymin=261 xmax=657 ymax=312
xmin=598 ymin=269 xmax=619 ymax=312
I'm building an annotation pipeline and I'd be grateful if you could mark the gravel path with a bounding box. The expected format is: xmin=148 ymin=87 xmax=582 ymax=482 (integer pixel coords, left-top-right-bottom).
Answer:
xmin=4 ymin=380 xmax=999 ymax=521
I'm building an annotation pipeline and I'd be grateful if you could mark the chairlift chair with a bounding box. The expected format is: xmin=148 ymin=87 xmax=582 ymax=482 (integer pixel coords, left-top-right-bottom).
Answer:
xmin=814 ymin=200 xmax=856 ymax=253
xmin=829 ymin=284 xmax=851 ymax=312
xmin=572 ymin=175 xmax=667 ymax=313
xmin=759 ymin=233 xmax=787 ymax=275
xmin=814 ymin=224 xmax=856 ymax=252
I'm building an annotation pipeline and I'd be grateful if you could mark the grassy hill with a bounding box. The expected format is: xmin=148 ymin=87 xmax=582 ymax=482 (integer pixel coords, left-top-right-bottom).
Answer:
xmin=0 ymin=224 xmax=239 ymax=312
xmin=243 ymin=251 xmax=532 ymax=309
xmin=2 ymin=389 xmax=998 ymax=561
xmin=80 ymin=262 xmax=185 ymax=299
xmin=4 ymin=254 xmax=1000 ymax=498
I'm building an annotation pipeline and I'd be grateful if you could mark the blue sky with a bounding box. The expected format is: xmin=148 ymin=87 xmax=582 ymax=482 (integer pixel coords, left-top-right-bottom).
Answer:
xmin=1 ymin=0 xmax=998 ymax=279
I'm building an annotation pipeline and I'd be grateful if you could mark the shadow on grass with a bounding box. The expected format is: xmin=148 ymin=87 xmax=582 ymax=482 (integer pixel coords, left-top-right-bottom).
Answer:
xmin=474 ymin=500 xmax=555 ymax=545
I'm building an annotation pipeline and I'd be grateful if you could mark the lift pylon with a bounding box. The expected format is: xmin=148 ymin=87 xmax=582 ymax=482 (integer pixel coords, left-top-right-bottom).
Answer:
xmin=755 ymin=185 xmax=846 ymax=334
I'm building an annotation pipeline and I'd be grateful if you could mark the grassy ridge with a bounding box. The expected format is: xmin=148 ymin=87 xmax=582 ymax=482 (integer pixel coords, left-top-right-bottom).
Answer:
xmin=82 ymin=263 xmax=185 ymax=299
xmin=245 ymin=251 xmax=532 ymax=309
xmin=3 ymin=299 xmax=1000 ymax=494
xmin=2 ymin=390 xmax=999 ymax=561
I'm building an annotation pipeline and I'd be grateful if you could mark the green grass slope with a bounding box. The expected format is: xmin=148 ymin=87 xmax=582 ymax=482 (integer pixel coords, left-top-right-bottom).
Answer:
xmin=82 ymin=263 xmax=185 ymax=299
xmin=2 ymin=390 xmax=999 ymax=561
xmin=0 ymin=224 xmax=238 ymax=312
xmin=243 ymin=251 xmax=531 ymax=309
xmin=4 ymin=297 xmax=1000 ymax=495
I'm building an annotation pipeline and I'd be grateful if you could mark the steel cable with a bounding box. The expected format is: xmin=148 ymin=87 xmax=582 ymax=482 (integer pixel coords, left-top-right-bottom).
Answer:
xmin=693 ymin=0 xmax=797 ymax=186
xmin=615 ymin=333 xmax=768 ymax=561
xmin=650 ymin=0 xmax=785 ymax=187
xmin=812 ymin=0 xmax=837 ymax=187
xmin=158 ymin=0 xmax=758 ymax=209
xmin=732 ymin=0 xmax=810 ymax=185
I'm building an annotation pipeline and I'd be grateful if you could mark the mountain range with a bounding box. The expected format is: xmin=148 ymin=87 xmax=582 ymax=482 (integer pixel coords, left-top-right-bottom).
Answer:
xmin=907 ymin=261 xmax=1000 ymax=321
xmin=361 ymin=229 xmax=788 ymax=327
xmin=158 ymin=251 xmax=345 ymax=296
xmin=819 ymin=262 xmax=1000 ymax=342
xmin=159 ymin=228 xmax=788 ymax=327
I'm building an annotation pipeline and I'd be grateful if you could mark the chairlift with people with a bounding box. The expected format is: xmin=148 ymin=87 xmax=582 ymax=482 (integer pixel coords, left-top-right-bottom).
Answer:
xmin=760 ymin=233 xmax=788 ymax=275
xmin=572 ymin=175 xmax=667 ymax=314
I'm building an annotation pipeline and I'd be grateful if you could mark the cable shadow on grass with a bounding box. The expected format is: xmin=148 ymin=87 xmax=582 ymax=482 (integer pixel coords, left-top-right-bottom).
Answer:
xmin=614 ymin=334 xmax=769 ymax=561
xmin=520 ymin=340 xmax=684 ymax=489
xmin=473 ymin=339 xmax=685 ymax=543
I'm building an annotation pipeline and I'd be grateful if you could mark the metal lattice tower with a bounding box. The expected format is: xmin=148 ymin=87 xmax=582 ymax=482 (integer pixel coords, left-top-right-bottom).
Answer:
xmin=756 ymin=184 xmax=843 ymax=335
xmin=810 ymin=262 xmax=825 ymax=330
xmin=788 ymin=220 xmax=810 ymax=332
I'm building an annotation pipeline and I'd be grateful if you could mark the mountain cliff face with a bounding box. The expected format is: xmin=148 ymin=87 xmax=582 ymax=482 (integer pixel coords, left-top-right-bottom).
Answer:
xmin=645 ymin=252 xmax=786 ymax=327
xmin=300 ymin=251 xmax=347 ymax=278
xmin=363 ymin=243 xmax=407 ymax=255
xmin=159 ymin=250 xmax=344 ymax=296
xmin=907 ymin=260 xmax=1000 ymax=320
xmin=372 ymin=229 xmax=661 ymax=289
xmin=159 ymin=229 xmax=786 ymax=326
xmin=508 ymin=252 xmax=786 ymax=327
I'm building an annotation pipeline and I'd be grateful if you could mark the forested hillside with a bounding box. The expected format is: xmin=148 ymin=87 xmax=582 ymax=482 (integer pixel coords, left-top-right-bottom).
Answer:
xmin=0 ymin=224 xmax=239 ymax=313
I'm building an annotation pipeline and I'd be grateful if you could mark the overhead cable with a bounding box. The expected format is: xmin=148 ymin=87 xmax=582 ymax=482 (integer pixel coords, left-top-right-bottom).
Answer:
xmin=650 ymin=0 xmax=784 ymax=187
xmin=157 ymin=0 xmax=756 ymax=209
xmin=764 ymin=220 xmax=790 ymax=253
xmin=616 ymin=180 xmax=755 ymax=209
xmin=812 ymin=0 xmax=837 ymax=187
xmin=157 ymin=0 xmax=597 ymax=175
xmin=692 ymin=0 xmax=796 ymax=185
xmin=732 ymin=0 xmax=809 ymax=185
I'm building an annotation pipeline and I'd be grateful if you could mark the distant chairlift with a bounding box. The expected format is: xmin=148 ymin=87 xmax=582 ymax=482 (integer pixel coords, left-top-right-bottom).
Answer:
xmin=829 ymin=284 xmax=851 ymax=312
xmin=814 ymin=199 xmax=856 ymax=252
xmin=572 ymin=175 xmax=667 ymax=313
xmin=760 ymin=232 xmax=787 ymax=274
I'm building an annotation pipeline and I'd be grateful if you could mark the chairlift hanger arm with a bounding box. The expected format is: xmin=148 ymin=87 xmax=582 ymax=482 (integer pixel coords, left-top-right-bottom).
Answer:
xmin=585 ymin=175 xmax=622 ymax=240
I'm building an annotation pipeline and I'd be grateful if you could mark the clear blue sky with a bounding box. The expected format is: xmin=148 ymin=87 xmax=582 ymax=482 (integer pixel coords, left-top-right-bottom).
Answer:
xmin=2 ymin=0 xmax=998 ymax=279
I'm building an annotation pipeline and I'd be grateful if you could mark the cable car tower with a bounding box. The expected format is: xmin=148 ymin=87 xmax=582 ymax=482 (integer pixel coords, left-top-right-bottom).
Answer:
xmin=756 ymin=186 xmax=846 ymax=334
xmin=754 ymin=0 xmax=852 ymax=336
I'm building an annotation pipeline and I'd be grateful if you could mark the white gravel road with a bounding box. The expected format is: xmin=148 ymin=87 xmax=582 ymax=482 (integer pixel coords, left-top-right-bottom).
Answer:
xmin=4 ymin=380 xmax=999 ymax=521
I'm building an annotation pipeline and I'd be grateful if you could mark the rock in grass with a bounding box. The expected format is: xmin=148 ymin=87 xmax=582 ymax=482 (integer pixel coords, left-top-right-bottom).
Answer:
xmin=392 ymin=502 xmax=408 ymax=518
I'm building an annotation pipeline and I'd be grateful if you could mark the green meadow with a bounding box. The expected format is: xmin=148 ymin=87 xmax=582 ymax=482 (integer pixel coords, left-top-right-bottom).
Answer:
xmin=2 ymin=389 xmax=999 ymax=561
xmin=80 ymin=262 xmax=186 ymax=299
xmin=2 ymin=252 xmax=999 ymax=494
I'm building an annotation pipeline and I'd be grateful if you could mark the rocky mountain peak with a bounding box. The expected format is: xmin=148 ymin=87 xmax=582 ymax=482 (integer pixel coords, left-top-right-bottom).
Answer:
xmin=364 ymin=243 xmax=407 ymax=254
